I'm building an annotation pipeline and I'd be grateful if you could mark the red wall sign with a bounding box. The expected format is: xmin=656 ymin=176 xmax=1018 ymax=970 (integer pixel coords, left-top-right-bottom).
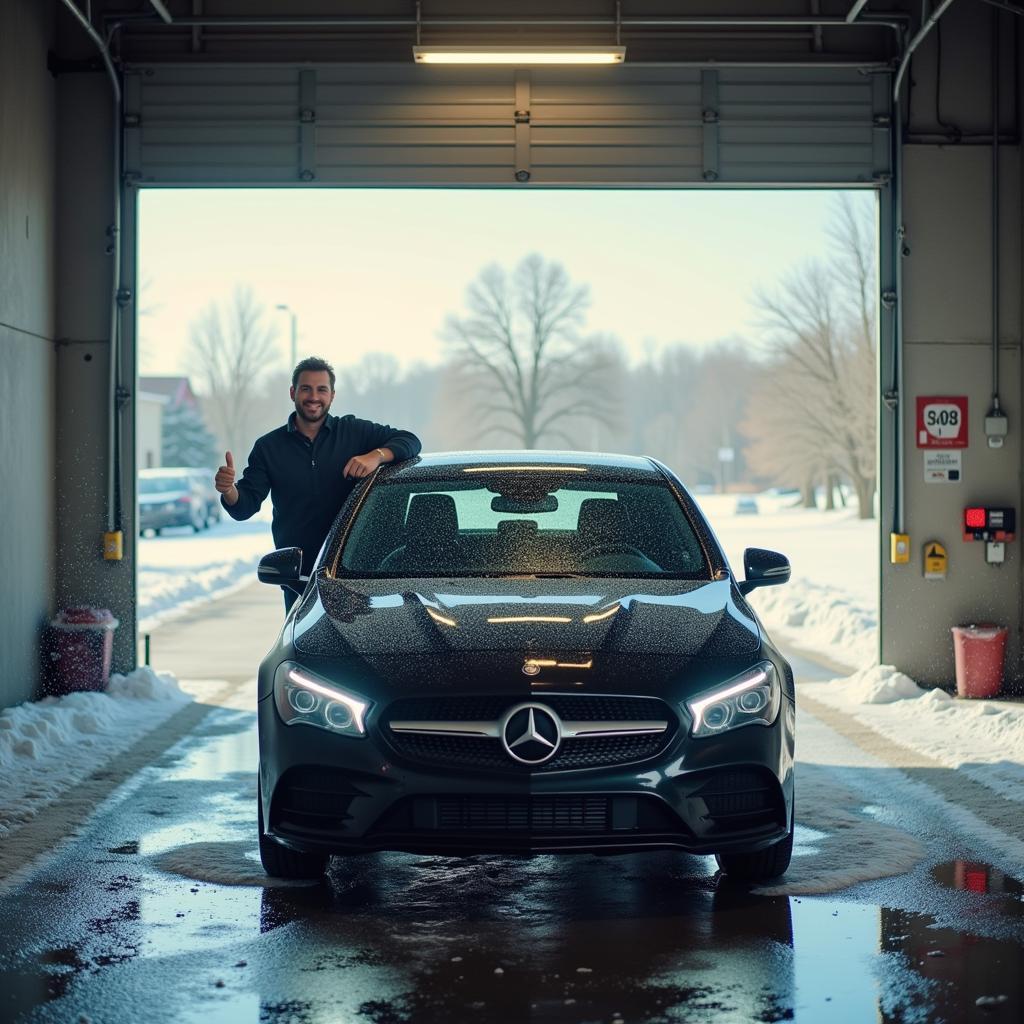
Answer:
xmin=916 ymin=396 xmax=968 ymax=448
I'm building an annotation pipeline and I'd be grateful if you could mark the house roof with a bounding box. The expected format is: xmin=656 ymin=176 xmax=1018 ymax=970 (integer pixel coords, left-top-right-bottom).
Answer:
xmin=138 ymin=376 xmax=199 ymax=408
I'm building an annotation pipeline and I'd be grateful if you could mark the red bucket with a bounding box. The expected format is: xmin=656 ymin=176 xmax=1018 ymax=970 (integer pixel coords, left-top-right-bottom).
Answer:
xmin=951 ymin=624 xmax=1007 ymax=699
xmin=45 ymin=607 xmax=119 ymax=695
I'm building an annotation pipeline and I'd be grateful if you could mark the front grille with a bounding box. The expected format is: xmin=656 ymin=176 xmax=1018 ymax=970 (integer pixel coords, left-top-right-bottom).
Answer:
xmin=270 ymin=767 xmax=357 ymax=836
xmin=439 ymin=795 xmax=610 ymax=832
xmin=692 ymin=768 xmax=784 ymax=833
xmin=382 ymin=694 xmax=677 ymax=773
xmin=370 ymin=794 xmax=684 ymax=836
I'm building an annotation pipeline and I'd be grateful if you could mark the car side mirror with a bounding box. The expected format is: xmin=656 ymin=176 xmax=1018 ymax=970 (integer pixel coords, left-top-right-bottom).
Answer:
xmin=258 ymin=547 xmax=307 ymax=595
xmin=738 ymin=547 xmax=791 ymax=595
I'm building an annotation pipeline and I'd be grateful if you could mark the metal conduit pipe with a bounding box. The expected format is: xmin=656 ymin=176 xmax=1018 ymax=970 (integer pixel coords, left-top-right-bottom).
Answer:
xmin=58 ymin=0 xmax=123 ymax=537
xmin=109 ymin=12 xmax=908 ymax=41
xmin=894 ymin=0 xmax=959 ymax=101
xmin=991 ymin=7 xmax=1003 ymax=417
xmin=894 ymin=92 xmax=907 ymax=536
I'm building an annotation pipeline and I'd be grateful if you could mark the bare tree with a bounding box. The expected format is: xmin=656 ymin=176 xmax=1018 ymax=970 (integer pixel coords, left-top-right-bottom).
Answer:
xmin=338 ymin=353 xmax=401 ymax=400
xmin=744 ymin=196 xmax=877 ymax=518
xmin=443 ymin=254 xmax=622 ymax=449
xmin=187 ymin=285 xmax=279 ymax=457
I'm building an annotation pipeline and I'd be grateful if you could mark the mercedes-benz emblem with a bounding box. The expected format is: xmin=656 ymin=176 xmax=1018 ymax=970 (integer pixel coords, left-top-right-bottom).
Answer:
xmin=521 ymin=660 xmax=541 ymax=676
xmin=500 ymin=703 xmax=562 ymax=765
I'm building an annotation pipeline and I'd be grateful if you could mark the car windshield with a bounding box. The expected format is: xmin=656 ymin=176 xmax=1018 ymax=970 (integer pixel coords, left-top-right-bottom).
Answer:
xmin=139 ymin=476 xmax=190 ymax=494
xmin=336 ymin=474 xmax=709 ymax=578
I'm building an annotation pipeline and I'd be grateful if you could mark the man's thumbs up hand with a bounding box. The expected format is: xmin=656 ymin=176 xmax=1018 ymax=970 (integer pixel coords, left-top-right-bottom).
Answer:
xmin=215 ymin=452 xmax=238 ymax=505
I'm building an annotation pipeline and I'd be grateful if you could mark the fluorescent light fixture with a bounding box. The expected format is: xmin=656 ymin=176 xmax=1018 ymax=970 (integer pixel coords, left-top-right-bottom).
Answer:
xmin=414 ymin=45 xmax=626 ymax=65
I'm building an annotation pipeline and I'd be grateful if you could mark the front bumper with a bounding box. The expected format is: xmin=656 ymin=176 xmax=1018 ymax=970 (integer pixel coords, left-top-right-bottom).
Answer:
xmin=258 ymin=692 xmax=796 ymax=857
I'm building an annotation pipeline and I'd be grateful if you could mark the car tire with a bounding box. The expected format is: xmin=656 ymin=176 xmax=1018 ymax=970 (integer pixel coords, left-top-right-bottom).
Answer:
xmin=715 ymin=827 xmax=793 ymax=882
xmin=257 ymin=777 xmax=328 ymax=880
xmin=153 ymin=528 xmax=162 ymax=537
xmin=715 ymin=791 xmax=794 ymax=882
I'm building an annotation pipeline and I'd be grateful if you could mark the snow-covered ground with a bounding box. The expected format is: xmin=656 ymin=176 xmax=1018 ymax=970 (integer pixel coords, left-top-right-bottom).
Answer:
xmin=804 ymin=664 xmax=1024 ymax=807
xmin=138 ymin=510 xmax=274 ymax=633
xmin=0 ymin=668 xmax=191 ymax=838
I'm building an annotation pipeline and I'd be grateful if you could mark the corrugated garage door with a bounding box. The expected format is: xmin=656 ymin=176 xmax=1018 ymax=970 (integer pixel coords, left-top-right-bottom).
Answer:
xmin=123 ymin=64 xmax=890 ymax=187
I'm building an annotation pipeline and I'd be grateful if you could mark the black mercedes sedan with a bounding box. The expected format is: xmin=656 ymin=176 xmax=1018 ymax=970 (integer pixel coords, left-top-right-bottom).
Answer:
xmin=254 ymin=451 xmax=795 ymax=882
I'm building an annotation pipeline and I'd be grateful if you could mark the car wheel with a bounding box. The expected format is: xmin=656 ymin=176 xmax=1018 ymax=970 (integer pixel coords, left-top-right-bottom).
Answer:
xmin=258 ymin=777 xmax=328 ymax=880
xmin=153 ymin=528 xmax=162 ymax=537
xmin=715 ymin=827 xmax=793 ymax=882
xmin=192 ymin=514 xmax=203 ymax=533
xmin=715 ymin=791 xmax=794 ymax=882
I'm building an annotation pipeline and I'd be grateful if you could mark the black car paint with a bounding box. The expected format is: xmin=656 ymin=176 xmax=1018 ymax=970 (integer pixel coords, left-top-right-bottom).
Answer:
xmin=255 ymin=452 xmax=795 ymax=858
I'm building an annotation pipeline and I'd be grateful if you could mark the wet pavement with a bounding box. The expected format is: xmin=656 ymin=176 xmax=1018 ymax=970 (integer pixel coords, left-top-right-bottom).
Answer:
xmin=1 ymin=592 xmax=1022 ymax=1023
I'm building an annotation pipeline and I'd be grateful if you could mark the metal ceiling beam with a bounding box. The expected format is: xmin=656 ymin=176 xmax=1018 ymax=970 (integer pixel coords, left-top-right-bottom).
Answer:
xmin=846 ymin=0 xmax=871 ymax=21
xmin=147 ymin=0 xmax=172 ymax=24
xmin=123 ymin=13 xmax=907 ymax=33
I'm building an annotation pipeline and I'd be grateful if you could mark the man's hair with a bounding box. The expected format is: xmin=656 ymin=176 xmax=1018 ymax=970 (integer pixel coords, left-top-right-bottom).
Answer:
xmin=292 ymin=356 xmax=336 ymax=391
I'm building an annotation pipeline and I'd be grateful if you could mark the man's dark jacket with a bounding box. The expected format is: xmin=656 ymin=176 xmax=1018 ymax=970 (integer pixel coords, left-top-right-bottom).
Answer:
xmin=222 ymin=413 xmax=421 ymax=574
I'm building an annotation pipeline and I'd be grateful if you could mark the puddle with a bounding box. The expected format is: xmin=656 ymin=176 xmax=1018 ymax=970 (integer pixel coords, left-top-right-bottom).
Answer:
xmin=2 ymin=861 xmax=1023 ymax=1023
xmin=931 ymin=859 xmax=1024 ymax=912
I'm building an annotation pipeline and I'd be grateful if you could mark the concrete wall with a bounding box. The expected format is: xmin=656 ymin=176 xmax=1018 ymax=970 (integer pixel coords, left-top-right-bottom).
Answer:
xmin=879 ymin=5 xmax=1024 ymax=690
xmin=54 ymin=61 xmax=138 ymax=677
xmin=0 ymin=1 xmax=57 ymax=706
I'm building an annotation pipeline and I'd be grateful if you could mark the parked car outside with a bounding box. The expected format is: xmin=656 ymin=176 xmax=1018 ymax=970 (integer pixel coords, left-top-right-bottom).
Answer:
xmin=734 ymin=496 xmax=760 ymax=516
xmin=191 ymin=468 xmax=222 ymax=527
xmin=253 ymin=451 xmax=795 ymax=883
xmin=138 ymin=468 xmax=208 ymax=535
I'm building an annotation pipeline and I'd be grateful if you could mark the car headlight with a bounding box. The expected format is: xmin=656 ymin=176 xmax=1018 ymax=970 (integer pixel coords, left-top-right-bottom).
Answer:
xmin=684 ymin=662 xmax=780 ymax=738
xmin=273 ymin=661 xmax=371 ymax=738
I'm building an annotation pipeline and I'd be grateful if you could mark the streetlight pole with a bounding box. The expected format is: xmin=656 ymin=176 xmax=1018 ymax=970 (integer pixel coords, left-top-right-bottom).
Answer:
xmin=275 ymin=303 xmax=297 ymax=370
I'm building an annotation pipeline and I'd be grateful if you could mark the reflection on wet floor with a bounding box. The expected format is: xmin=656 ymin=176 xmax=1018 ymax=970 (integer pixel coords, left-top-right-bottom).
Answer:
xmin=2 ymin=847 xmax=1022 ymax=1023
xmin=0 ymin=707 xmax=1022 ymax=1023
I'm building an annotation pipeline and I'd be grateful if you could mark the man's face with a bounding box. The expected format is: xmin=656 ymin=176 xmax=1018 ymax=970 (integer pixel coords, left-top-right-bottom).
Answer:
xmin=290 ymin=371 xmax=335 ymax=424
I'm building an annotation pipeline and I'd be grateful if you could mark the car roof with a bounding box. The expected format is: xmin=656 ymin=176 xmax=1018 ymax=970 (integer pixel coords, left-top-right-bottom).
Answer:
xmin=384 ymin=450 xmax=667 ymax=484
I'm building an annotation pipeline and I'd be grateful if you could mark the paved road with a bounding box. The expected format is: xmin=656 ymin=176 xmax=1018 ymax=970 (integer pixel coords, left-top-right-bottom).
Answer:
xmin=2 ymin=585 xmax=1022 ymax=1023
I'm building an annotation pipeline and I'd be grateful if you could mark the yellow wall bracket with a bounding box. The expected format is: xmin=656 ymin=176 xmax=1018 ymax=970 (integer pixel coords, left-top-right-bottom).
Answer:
xmin=890 ymin=533 xmax=910 ymax=564
xmin=103 ymin=530 xmax=124 ymax=561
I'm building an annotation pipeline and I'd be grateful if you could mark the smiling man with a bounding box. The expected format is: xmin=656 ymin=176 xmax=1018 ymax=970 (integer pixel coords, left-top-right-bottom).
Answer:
xmin=214 ymin=356 xmax=422 ymax=611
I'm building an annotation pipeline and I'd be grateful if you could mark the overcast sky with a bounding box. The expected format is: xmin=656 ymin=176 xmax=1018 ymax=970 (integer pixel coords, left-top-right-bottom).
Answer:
xmin=138 ymin=188 xmax=873 ymax=378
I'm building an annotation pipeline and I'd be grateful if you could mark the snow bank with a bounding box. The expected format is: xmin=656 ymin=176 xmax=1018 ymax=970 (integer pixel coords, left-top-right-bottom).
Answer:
xmin=0 ymin=667 xmax=192 ymax=838
xmin=698 ymin=495 xmax=878 ymax=671
xmin=818 ymin=664 xmax=922 ymax=704
xmin=748 ymin=580 xmax=877 ymax=671
xmin=806 ymin=665 xmax=1024 ymax=804
xmin=138 ymin=516 xmax=273 ymax=633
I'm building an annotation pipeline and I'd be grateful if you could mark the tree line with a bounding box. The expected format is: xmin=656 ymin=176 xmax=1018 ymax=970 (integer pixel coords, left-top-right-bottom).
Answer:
xmin=181 ymin=195 xmax=877 ymax=519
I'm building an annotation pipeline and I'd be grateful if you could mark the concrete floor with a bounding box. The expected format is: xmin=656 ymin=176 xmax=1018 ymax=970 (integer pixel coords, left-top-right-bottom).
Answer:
xmin=138 ymin=581 xmax=286 ymax=685
xmin=1 ymin=583 xmax=1022 ymax=1023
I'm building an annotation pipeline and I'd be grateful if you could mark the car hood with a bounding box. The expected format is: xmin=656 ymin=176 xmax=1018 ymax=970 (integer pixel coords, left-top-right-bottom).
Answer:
xmin=292 ymin=575 xmax=760 ymax=662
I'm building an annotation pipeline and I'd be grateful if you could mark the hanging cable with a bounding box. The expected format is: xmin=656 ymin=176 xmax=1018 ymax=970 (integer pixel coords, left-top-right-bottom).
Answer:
xmin=894 ymin=0 xmax=958 ymax=102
